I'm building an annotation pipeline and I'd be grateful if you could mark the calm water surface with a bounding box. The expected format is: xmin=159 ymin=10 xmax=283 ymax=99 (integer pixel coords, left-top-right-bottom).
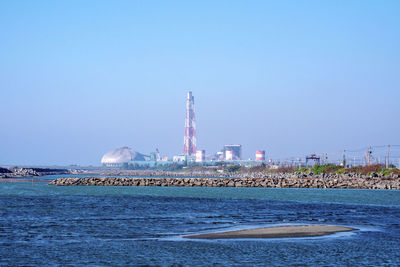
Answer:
xmin=0 ymin=177 xmax=399 ymax=266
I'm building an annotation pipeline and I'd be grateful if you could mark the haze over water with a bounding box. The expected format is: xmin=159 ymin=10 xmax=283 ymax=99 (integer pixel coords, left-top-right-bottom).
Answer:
xmin=1 ymin=1 xmax=400 ymax=165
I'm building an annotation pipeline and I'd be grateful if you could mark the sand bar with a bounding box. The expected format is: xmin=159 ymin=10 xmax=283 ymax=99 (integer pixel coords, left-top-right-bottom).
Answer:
xmin=184 ymin=225 xmax=357 ymax=239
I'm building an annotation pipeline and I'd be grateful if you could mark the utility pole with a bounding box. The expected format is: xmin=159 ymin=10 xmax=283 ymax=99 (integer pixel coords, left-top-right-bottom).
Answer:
xmin=367 ymin=146 xmax=373 ymax=166
xmin=342 ymin=150 xmax=346 ymax=168
xmin=386 ymin=145 xmax=391 ymax=169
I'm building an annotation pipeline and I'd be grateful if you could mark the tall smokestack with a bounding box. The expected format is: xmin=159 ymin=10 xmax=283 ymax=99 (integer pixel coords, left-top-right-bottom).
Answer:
xmin=183 ymin=91 xmax=196 ymax=156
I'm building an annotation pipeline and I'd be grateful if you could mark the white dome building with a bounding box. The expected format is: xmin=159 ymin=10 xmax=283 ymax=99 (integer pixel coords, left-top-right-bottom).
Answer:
xmin=101 ymin=147 xmax=146 ymax=167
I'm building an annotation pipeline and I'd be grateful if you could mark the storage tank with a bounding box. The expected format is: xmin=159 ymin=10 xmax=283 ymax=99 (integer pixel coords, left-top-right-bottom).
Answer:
xmin=196 ymin=150 xmax=205 ymax=162
xmin=255 ymin=150 xmax=266 ymax=161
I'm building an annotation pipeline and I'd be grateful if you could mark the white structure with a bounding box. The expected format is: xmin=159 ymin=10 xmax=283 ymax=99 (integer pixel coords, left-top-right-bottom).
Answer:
xmin=223 ymin=144 xmax=242 ymax=160
xmin=225 ymin=150 xmax=233 ymax=161
xmin=196 ymin=150 xmax=205 ymax=162
xmin=173 ymin=155 xmax=187 ymax=162
xmin=101 ymin=147 xmax=146 ymax=167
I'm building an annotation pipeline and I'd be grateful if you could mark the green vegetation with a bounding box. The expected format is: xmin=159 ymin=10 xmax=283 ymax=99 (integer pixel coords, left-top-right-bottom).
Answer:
xmin=120 ymin=161 xmax=400 ymax=177
xmin=250 ymin=164 xmax=400 ymax=176
xmin=227 ymin=165 xmax=241 ymax=173
xmin=246 ymin=164 xmax=268 ymax=173
xmin=343 ymin=164 xmax=398 ymax=175
xmin=296 ymin=168 xmax=309 ymax=173
xmin=310 ymin=164 xmax=342 ymax=175
xmin=157 ymin=163 xmax=184 ymax=171
xmin=293 ymin=164 xmax=400 ymax=176
xmin=264 ymin=167 xmax=296 ymax=173
xmin=379 ymin=168 xmax=400 ymax=176
xmin=334 ymin=168 xmax=346 ymax=174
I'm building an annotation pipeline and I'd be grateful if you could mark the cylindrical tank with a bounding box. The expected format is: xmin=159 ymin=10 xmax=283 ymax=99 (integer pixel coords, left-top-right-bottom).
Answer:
xmin=255 ymin=150 xmax=266 ymax=161
xmin=196 ymin=150 xmax=205 ymax=162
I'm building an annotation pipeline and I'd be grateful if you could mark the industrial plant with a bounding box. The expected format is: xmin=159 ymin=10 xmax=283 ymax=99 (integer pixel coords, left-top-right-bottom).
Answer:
xmin=100 ymin=91 xmax=398 ymax=170
xmin=101 ymin=91 xmax=267 ymax=168
xmin=101 ymin=147 xmax=147 ymax=167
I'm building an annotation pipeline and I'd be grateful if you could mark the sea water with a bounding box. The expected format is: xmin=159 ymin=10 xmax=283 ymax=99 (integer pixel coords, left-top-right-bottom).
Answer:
xmin=0 ymin=177 xmax=399 ymax=266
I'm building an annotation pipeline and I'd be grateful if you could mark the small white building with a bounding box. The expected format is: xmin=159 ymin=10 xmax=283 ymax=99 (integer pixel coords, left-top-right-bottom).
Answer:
xmin=225 ymin=150 xmax=233 ymax=161
xmin=196 ymin=150 xmax=205 ymax=162
xmin=173 ymin=155 xmax=187 ymax=162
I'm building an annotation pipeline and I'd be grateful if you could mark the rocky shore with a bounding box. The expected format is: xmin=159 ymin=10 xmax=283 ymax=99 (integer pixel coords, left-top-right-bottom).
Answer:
xmin=49 ymin=172 xmax=400 ymax=189
xmin=0 ymin=167 xmax=70 ymax=178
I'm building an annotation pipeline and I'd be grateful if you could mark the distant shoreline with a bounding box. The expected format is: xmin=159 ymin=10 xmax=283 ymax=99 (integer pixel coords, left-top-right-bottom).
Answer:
xmin=0 ymin=167 xmax=70 ymax=179
xmin=0 ymin=178 xmax=49 ymax=183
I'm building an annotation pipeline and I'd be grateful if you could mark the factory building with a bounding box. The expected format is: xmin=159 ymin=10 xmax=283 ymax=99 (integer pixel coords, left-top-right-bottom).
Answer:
xmin=223 ymin=144 xmax=242 ymax=160
xmin=255 ymin=150 xmax=266 ymax=161
xmin=101 ymin=147 xmax=146 ymax=167
xmin=173 ymin=155 xmax=187 ymax=162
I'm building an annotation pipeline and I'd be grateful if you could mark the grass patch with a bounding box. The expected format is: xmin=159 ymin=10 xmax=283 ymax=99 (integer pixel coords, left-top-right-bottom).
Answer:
xmin=296 ymin=168 xmax=309 ymax=173
xmin=334 ymin=168 xmax=346 ymax=174
xmin=310 ymin=164 xmax=342 ymax=175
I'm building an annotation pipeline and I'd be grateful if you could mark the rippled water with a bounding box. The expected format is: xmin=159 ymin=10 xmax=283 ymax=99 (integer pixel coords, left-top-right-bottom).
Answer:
xmin=0 ymin=178 xmax=399 ymax=266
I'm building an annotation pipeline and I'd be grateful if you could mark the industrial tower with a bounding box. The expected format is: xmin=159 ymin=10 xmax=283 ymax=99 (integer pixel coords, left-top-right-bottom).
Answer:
xmin=183 ymin=91 xmax=196 ymax=156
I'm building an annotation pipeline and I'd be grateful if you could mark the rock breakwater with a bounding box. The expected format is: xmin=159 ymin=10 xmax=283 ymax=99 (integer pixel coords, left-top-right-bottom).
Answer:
xmin=94 ymin=170 xmax=230 ymax=177
xmin=0 ymin=167 xmax=70 ymax=178
xmin=49 ymin=173 xmax=400 ymax=189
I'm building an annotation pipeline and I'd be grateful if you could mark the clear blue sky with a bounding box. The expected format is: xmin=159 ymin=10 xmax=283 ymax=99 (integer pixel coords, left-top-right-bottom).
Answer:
xmin=1 ymin=0 xmax=399 ymax=166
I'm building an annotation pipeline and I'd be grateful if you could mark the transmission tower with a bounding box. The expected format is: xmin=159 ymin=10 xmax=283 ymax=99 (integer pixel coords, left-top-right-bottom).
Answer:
xmin=183 ymin=91 xmax=196 ymax=156
xmin=365 ymin=146 xmax=373 ymax=165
